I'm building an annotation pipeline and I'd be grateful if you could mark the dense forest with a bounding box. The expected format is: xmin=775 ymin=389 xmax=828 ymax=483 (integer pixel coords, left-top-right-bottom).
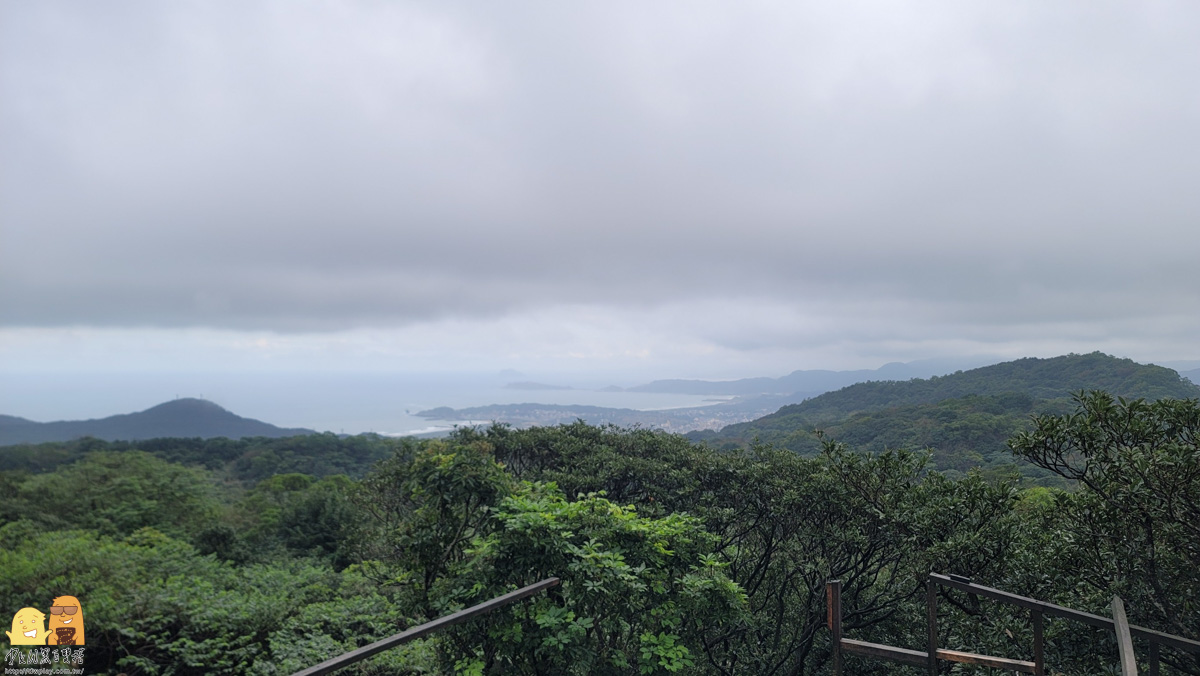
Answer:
xmin=0 ymin=432 xmax=397 ymax=481
xmin=2 ymin=385 xmax=1199 ymax=674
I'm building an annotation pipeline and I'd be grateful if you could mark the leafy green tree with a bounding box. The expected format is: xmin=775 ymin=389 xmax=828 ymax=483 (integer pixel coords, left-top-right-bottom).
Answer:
xmin=454 ymin=423 xmax=1026 ymax=675
xmin=447 ymin=483 xmax=744 ymax=675
xmin=225 ymin=473 xmax=359 ymax=566
xmin=356 ymin=437 xmax=745 ymax=675
xmin=1009 ymin=392 xmax=1200 ymax=674
xmin=277 ymin=474 xmax=358 ymax=565
xmin=356 ymin=438 xmax=515 ymax=621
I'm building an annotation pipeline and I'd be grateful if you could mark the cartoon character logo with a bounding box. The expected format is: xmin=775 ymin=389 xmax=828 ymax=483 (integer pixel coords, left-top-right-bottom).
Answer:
xmin=6 ymin=607 xmax=48 ymax=645
xmin=46 ymin=596 xmax=84 ymax=646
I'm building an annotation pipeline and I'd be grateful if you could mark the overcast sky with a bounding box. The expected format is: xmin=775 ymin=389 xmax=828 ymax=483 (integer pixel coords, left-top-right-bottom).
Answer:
xmin=3 ymin=0 xmax=1199 ymax=382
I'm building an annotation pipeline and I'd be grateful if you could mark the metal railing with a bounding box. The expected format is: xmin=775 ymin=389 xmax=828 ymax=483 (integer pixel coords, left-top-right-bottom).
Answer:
xmin=291 ymin=577 xmax=560 ymax=676
xmin=827 ymin=573 xmax=1200 ymax=675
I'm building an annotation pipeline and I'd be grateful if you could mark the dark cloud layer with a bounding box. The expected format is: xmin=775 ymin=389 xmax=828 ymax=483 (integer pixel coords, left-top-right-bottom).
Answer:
xmin=3 ymin=1 xmax=1198 ymax=360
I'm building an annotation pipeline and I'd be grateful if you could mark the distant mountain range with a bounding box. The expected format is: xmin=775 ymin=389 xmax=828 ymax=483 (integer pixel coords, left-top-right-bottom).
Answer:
xmin=620 ymin=357 xmax=999 ymax=395
xmin=0 ymin=398 xmax=314 ymax=446
xmin=3 ymin=356 xmax=1196 ymax=448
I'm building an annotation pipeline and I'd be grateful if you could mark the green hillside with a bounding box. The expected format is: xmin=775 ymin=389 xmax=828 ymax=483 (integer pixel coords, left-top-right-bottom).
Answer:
xmin=694 ymin=353 xmax=1200 ymax=485
xmin=0 ymin=398 xmax=315 ymax=445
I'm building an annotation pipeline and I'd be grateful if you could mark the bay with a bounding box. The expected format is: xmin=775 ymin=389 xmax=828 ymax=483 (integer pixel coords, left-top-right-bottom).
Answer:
xmin=0 ymin=371 xmax=731 ymax=437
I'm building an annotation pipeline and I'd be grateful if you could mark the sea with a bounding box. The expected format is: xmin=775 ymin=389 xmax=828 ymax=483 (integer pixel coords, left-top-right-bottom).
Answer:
xmin=0 ymin=371 xmax=728 ymax=437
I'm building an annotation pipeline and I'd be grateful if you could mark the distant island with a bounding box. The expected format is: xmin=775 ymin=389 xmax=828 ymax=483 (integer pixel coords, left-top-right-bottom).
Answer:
xmin=414 ymin=396 xmax=804 ymax=433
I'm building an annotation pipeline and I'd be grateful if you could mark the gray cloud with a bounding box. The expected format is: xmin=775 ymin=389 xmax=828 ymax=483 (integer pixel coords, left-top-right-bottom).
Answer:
xmin=3 ymin=1 xmax=1199 ymax=361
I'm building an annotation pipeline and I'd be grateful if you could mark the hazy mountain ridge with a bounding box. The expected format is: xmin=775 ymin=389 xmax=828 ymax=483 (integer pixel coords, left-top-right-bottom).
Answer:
xmin=623 ymin=357 xmax=997 ymax=395
xmin=0 ymin=398 xmax=315 ymax=445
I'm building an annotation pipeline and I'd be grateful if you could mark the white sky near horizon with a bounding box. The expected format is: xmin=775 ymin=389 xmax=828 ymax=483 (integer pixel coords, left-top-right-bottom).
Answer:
xmin=3 ymin=1 xmax=1199 ymax=392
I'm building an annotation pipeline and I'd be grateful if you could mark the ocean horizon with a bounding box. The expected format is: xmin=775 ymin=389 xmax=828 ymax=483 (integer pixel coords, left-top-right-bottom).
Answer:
xmin=0 ymin=371 xmax=730 ymax=437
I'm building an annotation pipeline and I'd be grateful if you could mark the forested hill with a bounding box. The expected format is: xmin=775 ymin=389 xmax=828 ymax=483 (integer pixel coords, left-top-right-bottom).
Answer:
xmin=0 ymin=398 xmax=315 ymax=445
xmin=1183 ymin=367 xmax=1200 ymax=386
xmin=728 ymin=352 xmax=1199 ymax=428
xmin=692 ymin=353 xmax=1200 ymax=485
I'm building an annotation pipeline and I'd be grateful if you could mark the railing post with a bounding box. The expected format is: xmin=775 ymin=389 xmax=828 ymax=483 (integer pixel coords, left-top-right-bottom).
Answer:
xmin=927 ymin=577 xmax=938 ymax=675
xmin=1112 ymin=595 xmax=1138 ymax=676
xmin=827 ymin=580 xmax=842 ymax=676
xmin=1032 ymin=609 xmax=1044 ymax=676
xmin=1148 ymin=641 xmax=1160 ymax=676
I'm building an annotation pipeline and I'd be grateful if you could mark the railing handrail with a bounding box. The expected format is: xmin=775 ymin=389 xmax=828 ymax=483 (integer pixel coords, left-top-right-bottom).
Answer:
xmin=929 ymin=573 xmax=1200 ymax=655
xmin=829 ymin=574 xmax=1200 ymax=676
xmin=290 ymin=577 xmax=560 ymax=676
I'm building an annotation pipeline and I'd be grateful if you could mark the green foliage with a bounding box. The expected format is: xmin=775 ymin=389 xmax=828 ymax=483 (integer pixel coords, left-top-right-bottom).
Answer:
xmin=1009 ymin=391 xmax=1200 ymax=673
xmin=0 ymin=526 xmax=435 ymax=675
xmin=195 ymin=472 xmax=361 ymax=566
xmin=0 ymin=450 xmax=219 ymax=538
xmin=355 ymin=438 xmax=515 ymax=619
xmin=356 ymin=438 xmax=745 ymax=675
xmin=457 ymin=423 xmax=1027 ymax=674
xmin=458 ymin=485 xmax=743 ymax=675
xmin=0 ymin=432 xmax=401 ymax=483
